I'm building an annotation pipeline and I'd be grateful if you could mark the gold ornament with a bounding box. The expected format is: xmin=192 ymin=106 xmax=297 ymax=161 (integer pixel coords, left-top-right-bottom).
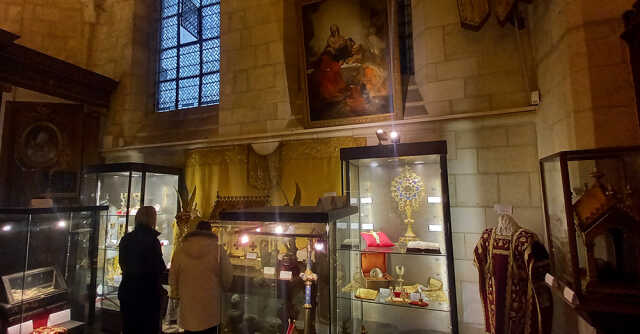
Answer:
xmin=391 ymin=166 xmax=426 ymax=243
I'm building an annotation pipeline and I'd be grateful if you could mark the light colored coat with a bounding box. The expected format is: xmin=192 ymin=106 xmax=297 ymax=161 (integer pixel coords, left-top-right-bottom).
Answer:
xmin=169 ymin=230 xmax=232 ymax=331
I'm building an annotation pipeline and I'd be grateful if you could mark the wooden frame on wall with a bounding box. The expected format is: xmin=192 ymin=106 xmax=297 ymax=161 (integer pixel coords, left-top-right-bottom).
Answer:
xmin=298 ymin=0 xmax=403 ymax=128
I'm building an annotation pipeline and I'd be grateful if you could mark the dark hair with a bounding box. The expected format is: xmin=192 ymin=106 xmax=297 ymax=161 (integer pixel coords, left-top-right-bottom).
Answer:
xmin=196 ymin=220 xmax=211 ymax=231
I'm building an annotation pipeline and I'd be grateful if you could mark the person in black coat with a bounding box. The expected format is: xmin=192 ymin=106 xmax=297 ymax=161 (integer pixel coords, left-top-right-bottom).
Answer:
xmin=118 ymin=206 xmax=167 ymax=334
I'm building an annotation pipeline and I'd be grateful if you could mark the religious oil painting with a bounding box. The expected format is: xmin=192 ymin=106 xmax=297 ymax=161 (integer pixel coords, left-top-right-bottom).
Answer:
xmin=300 ymin=0 xmax=401 ymax=128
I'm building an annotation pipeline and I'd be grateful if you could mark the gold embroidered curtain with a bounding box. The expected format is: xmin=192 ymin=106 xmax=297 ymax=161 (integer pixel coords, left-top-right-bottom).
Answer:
xmin=184 ymin=137 xmax=366 ymax=216
xmin=185 ymin=145 xmax=259 ymax=217
xmin=279 ymin=137 xmax=366 ymax=206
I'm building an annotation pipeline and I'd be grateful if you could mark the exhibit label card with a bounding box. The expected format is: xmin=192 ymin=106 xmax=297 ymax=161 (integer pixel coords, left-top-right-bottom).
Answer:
xmin=246 ymin=252 xmax=258 ymax=259
xmin=280 ymin=270 xmax=293 ymax=280
xmin=48 ymin=308 xmax=71 ymax=326
xmin=379 ymin=288 xmax=391 ymax=297
xmin=8 ymin=320 xmax=33 ymax=334
xmin=263 ymin=267 xmax=276 ymax=276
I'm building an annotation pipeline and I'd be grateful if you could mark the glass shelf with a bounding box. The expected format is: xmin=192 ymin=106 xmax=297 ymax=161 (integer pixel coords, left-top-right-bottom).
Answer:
xmin=337 ymin=247 xmax=446 ymax=257
xmin=337 ymin=295 xmax=450 ymax=312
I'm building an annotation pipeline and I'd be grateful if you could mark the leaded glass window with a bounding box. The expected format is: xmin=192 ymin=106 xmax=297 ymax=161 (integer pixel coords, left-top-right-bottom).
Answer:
xmin=157 ymin=0 xmax=221 ymax=112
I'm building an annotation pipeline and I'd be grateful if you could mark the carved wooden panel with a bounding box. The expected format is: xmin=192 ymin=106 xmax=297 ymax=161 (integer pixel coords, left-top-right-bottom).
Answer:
xmin=0 ymin=29 xmax=118 ymax=108
xmin=0 ymin=102 xmax=100 ymax=206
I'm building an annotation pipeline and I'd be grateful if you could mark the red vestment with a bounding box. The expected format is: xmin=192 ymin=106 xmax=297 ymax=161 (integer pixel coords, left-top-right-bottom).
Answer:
xmin=473 ymin=215 xmax=552 ymax=334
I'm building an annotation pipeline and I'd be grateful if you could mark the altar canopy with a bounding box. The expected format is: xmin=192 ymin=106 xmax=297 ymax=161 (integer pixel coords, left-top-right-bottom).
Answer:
xmin=473 ymin=215 xmax=552 ymax=334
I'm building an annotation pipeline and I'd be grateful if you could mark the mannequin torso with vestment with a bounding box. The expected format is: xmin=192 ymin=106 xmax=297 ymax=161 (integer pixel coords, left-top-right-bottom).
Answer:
xmin=474 ymin=214 xmax=553 ymax=334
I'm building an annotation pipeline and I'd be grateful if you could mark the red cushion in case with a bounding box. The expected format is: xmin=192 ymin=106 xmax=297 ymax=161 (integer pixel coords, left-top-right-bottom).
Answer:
xmin=360 ymin=231 xmax=395 ymax=247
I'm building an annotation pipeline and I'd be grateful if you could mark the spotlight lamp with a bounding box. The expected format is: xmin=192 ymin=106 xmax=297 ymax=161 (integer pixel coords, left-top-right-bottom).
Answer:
xmin=389 ymin=131 xmax=400 ymax=144
xmin=375 ymin=129 xmax=400 ymax=144
xmin=375 ymin=129 xmax=388 ymax=145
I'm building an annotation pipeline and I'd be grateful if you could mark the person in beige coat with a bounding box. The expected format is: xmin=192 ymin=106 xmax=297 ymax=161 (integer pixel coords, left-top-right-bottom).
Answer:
xmin=169 ymin=221 xmax=233 ymax=334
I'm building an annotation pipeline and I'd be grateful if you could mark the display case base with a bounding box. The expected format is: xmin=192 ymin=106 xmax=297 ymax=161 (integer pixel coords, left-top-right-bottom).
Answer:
xmin=99 ymin=309 xmax=121 ymax=334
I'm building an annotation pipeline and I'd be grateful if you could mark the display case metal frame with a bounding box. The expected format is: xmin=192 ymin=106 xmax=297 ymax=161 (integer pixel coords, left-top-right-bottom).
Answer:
xmin=0 ymin=205 xmax=107 ymax=332
xmin=339 ymin=141 xmax=459 ymax=334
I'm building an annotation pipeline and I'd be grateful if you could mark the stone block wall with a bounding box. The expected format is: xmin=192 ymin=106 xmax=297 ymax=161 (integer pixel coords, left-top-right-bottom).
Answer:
xmin=411 ymin=0 xmax=536 ymax=118
xmin=218 ymin=0 xmax=302 ymax=136
xmin=0 ymin=0 xmax=93 ymax=68
xmin=530 ymin=0 xmax=640 ymax=158
xmin=448 ymin=121 xmax=542 ymax=334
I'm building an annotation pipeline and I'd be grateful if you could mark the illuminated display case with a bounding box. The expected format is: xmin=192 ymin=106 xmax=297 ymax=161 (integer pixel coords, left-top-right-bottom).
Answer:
xmin=539 ymin=147 xmax=640 ymax=331
xmin=217 ymin=206 xmax=357 ymax=334
xmin=338 ymin=141 xmax=458 ymax=334
xmin=0 ymin=206 xmax=107 ymax=334
xmin=81 ymin=163 xmax=181 ymax=330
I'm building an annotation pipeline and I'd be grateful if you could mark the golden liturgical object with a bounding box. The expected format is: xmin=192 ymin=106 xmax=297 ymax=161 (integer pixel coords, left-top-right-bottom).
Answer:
xmin=391 ymin=166 xmax=426 ymax=243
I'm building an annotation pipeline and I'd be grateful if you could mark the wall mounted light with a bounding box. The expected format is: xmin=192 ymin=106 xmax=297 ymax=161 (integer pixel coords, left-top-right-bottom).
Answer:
xmin=375 ymin=129 xmax=388 ymax=145
xmin=1 ymin=224 xmax=11 ymax=232
xmin=389 ymin=131 xmax=400 ymax=144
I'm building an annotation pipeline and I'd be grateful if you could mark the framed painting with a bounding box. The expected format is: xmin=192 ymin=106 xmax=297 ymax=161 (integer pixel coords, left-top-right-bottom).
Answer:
xmin=299 ymin=0 xmax=402 ymax=128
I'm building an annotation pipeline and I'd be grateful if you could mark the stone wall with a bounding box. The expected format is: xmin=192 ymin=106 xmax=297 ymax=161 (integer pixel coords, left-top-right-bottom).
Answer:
xmin=411 ymin=0 xmax=536 ymax=118
xmin=448 ymin=122 xmax=542 ymax=334
xmin=0 ymin=0 xmax=93 ymax=68
xmin=218 ymin=0 xmax=302 ymax=136
xmin=530 ymin=0 xmax=640 ymax=158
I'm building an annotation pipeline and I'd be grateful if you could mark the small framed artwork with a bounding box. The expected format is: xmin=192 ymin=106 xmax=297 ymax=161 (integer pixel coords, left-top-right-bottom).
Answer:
xmin=299 ymin=0 xmax=403 ymax=128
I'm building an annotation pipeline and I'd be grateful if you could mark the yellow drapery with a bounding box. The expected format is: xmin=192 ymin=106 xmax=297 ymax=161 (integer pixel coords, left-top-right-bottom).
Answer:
xmin=279 ymin=137 xmax=366 ymax=206
xmin=184 ymin=137 xmax=366 ymax=216
xmin=184 ymin=145 xmax=260 ymax=217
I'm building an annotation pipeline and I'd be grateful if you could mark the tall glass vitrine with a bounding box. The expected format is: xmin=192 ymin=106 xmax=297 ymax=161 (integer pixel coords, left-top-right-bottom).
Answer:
xmin=0 ymin=206 xmax=107 ymax=334
xmin=337 ymin=141 xmax=458 ymax=334
xmin=81 ymin=163 xmax=182 ymax=332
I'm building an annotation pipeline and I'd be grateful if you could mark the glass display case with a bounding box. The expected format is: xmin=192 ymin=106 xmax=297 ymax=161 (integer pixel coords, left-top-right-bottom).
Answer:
xmin=0 ymin=206 xmax=107 ymax=334
xmin=217 ymin=206 xmax=357 ymax=334
xmin=338 ymin=141 xmax=458 ymax=334
xmin=539 ymin=146 xmax=640 ymax=322
xmin=81 ymin=163 xmax=182 ymax=329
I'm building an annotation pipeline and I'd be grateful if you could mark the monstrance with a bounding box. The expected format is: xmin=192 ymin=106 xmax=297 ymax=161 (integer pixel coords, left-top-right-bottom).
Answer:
xmin=391 ymin=166 xmax=426 ymax=243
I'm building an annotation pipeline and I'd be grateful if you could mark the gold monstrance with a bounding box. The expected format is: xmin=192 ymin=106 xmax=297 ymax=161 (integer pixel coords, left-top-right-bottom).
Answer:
xmin=391 ymin=166 xmax=426 ymax=243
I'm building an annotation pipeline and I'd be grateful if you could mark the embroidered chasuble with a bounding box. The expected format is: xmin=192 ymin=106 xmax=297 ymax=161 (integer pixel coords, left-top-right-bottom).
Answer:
xmin=473 ymin=215 xmax=552 ymax=334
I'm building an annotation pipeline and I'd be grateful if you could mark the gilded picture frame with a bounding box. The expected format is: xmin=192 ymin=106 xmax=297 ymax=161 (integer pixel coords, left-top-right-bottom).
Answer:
xmin=298 ymin=0 xmax=403 ymax=128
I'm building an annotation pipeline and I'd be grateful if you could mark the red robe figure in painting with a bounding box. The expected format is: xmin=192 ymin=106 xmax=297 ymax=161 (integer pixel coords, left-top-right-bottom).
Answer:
xmin=310 ymin=52 xmax=346 ymax=103
xmin=474 ymin=214 xmax=552 ymax=334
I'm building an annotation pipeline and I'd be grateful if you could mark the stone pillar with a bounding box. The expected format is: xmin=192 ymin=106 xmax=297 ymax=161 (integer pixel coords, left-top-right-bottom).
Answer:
xmin=530 ymin=0 xmax=640 ymax=158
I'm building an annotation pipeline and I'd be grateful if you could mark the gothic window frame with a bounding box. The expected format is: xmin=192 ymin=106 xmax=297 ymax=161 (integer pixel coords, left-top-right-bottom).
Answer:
xmin=156 ymin=0 xmax=221 ymax=112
